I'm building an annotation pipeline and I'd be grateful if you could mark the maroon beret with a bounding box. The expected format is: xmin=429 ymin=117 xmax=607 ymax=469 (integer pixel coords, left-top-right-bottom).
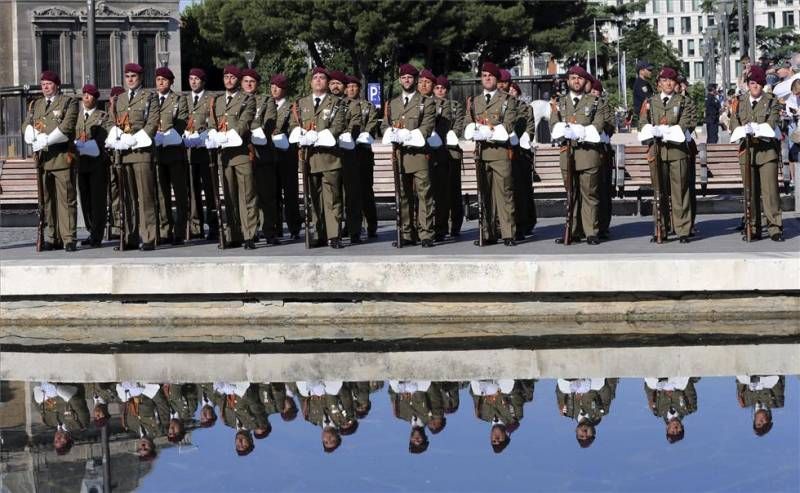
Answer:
xmin=40 ymin=70 xmax=61 ymax=86
xmin=398 ymin=64 xmax=419 ymax=77
xmin=189 ymin=68 xmax=206 ymax=80
xmin=419 ymin=69 xmax=436 ymax=82
xmin=509 ymin=82 xmax=522 ymax=95
xmin=346 ymin=75 xmax=361 ymax=86
xmin=240 ymin=68 xmax=261 ymax=82
xmin=124 ymin=63 xmax=143 ymax=74
xmin=312 ymin=66 xmax=329 ymax=78
xmin=435 ymin=75 xmax=450 ymax=89
xmin=499 ymin=69 xmax=512 ymax=83
xmin=591 ymin=79 xmax=603 ymax=93
xmin=110 ymin=86 xmax=125 ymax=98
xmin=82 ymin=84 xmax=99 ymax=98
xmin=481 ymin=62 xmax=500 ymax=78
xmin=270 ymin=74 xmax=288 ymax=89
xmin=747 ymin=65 xmax=767 ymax=86
xmin=223 ymin=65 xmax=241 ymax=78
xmin=327 ymin=70 xmax=347 ymax=84
xmin=658 ymin=67 xmax=678 ymax=81
xmin=155 ymin=67 xmax=174 ymax=81
xmin=567 ymin=65 xmax=590 ymax=79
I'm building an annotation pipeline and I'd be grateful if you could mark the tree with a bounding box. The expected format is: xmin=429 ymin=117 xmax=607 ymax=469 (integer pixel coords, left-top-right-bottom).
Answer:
xmin=755 ymin=26 xmax=800 ymax=62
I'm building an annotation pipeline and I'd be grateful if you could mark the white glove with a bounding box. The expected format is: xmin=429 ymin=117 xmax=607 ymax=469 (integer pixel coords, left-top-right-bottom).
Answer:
xmin=404 ymin=128 xmax=426 ymax=148
xmin=272 ymin=132 xmax=290 ymax=150
xmin=154 ymin=131 xmax=165 ymax=147
xmin=251 ymin=127 xmax=268 ymax=146
xmin=288 ymin=126 xmax=304 ymax=144
xmin=397 ymin=128 xmax=411 ymax=143
xmin=213 ymin=131 xmax=228 ymax=144
xmin=76 ymin=139 xmax=100 ymax=157
xmin=33 ymin=133 xmax=48 ymax=151
xmin=446 ymin=130 xmax=459 ymax=147
xmin=651 ymin=125 xmax=663 ymax=138
xmin=46 ymin=127 xmax=68 ymax=145
xmin=121 ymin=134 xmax=138 ymax=148
xmin=222 ymin=129 xmax=243 ymax=148
xmin=519 ymin=131 xmax=531 ymax=150
xmin=745 ymin=122 xmax=756 ymax=135
xmin=24 ymin=125 xmax=36 ymax=145
xmin=338 ymin=131 xmax=355 ymax=150
xmin=304 ymin=129 xmax=319 ymax=146
xmin=570 ymin=124 xmax=586 ymax=142
xmin=381 ymin=127 xmax=396 ymax=145
xmin=315 ymin=129 xmax=337 ymax=147
xmin=478 ymin=124 xmax=493 ymax=141
xmin=563 ymin=126 xmax=575 ymax=140
xmin=356 ymin=131 xmax=373 ymax=146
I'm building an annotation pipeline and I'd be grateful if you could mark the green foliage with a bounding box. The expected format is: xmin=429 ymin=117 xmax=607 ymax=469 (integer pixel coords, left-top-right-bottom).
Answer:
xmin=688 ymin=81 xmax=707 ymax=123
xmin=756 ymin=26 xmax=800 ymax=62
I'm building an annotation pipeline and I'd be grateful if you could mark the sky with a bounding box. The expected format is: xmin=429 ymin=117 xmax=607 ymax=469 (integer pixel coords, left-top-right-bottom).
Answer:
xmin=137 ymin=376 xmax=800 ymax=493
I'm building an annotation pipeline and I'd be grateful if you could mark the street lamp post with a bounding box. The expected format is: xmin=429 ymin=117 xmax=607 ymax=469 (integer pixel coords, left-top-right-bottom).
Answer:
xmin=157 ymin=51 xmax=170 ymax=68
xmin=86 ymin=0 xmax=95 ymax=84
xmin=466 ymin=51 xmax=480 ymax=77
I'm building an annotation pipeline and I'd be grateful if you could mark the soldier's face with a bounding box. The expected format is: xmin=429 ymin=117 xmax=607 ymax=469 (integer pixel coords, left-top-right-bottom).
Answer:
xmin=590 ymin=88 xmax=601 ymax=97
xmin=509 ymin=86 xmax=520 ymax=98
xmin=168 ymin=420 xmax=184 ymax=440
xmin=137 ymin=438 xmax=154 ymax=457
xmin=433 ymin=85 xmax=448 ymax=98
xmin=189 ymin=75 xmax=204 ymax=92
xmin=82 ymin=93 xmax=97 ymax=109
xmin=329 ymin=80 xmax=344 ymax=95
xmin=497 ymin=81 xmax=509 ymax=92
xmin=748 ymin=81 xmax=764 ymax=98
xmin=481 ymin=72 xmax=498 ymax=91
xmin=666 ymin=419 xmax=683 ymax=437
xmin=270 ymin=84 xmax=285 ymax=99
xmin=399 ymin=74 xmax=416 ymax=92
xmin=409 ymin=429 xmax=425 ymax=446
xmin=53 ymin=430 xmax=69 ymax=450
xmin=155 ymin=75 xmax=172 ymax=94
xmin=322 ymin=429 xmax=339 ymax=450
xmin=235 ymin=433 xmax=252 ymax=453
xmin=40 ymin=80 xmax=57 ymax=97
xmin=223 ymin=74 xmax=239 ymax=91
xmin=345 ymin=83 xmax=360 ymax=99
xmin=241 ymin=76 xmax=258 ymax=94
xmin=125 ymin=72 xmax=141 ymax=89
xmin=754 ymin=410 xmax=771 ymax=430
xmin=490 ymin=426 xmax=508 ymax=446
xmin=311 ymin=73 xmax=329 ymax=93
xmin=567 ymin=74 xmax=585 ymax=93
xmin=576 ymin=424 xmax=595 ymax=441
xmin=660 ymin=78 xmax=676 ymax=94
xmin=418 ymin=78 xmax=434 ymax=96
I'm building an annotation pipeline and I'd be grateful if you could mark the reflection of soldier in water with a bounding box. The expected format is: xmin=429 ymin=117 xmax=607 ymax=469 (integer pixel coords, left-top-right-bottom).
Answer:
xmin=206 ymin=382 xmax=270 ymax=457
xmin=33 ymin=382 xmax=90 ymax=456
xmin=258 ymin=382 xmax=297 ymax=422
xmin=296 ymin=381 xmax=358 ymax=454
xmin=346 ymin=381 xmax=384 ymax=419
xmin=115 ymin=382 xmax=169 ymax=461
xmin=644 ymin=377 xmax=699 ymax=444
xmin=84 ymin=382 xmax=118 ymax=429
xmin=162 ymin=383 xmax=198 ymax=444
xmin=388 ymin=380 xmax=445 ymax=454
xmin=737 ymin=375 xmax=785 ymax=437
xmin=556 ymin=378 xmax=618 ymax=448
xmin=470 ymin=379 xmax=533 ymax=453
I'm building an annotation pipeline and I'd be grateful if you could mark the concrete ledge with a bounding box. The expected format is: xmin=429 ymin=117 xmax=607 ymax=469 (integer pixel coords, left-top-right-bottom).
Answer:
xmin=2 ymin=252 xmax=799 ymax=297
xmin=2 ymin=345 xmax=797 ymax=382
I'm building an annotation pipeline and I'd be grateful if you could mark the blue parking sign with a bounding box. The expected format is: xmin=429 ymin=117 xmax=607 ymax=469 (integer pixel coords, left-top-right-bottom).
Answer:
xmin=368 ymin=83 xmax=381 ymax=108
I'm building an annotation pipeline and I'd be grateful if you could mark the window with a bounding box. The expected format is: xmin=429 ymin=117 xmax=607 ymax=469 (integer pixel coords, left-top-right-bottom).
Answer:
xmin=680 ymin=0 xmax=685 ymax=12
xmin=652 ymin=0 xmax=660 ymax=14
xmin=41 ymin=34 xmax=61 ymax=76
xmin=707 ymin=15 xmax=715 ymax=26
xmin=783 ymin=11 xmax=795 ymax=27
xmin=667 ymin=0 xmax=674 ymax=13
xmin=692 ymin=0 xmax=699 ymax=9
xmin=95 ymin=35 xmax=111 ymax=89
xmin=681 ymin=16 xmax=691 ymax=33
xmin=678 ymin=39 xmax=684 ymax=56
xmin=137 ymin=33 xmax=157 ymax=88
xmin=682 ymin=62 xmax=690 ymax=77
xmin=768 ymin=12 xmax=776 ymax=28
xmin=668 ymin=17 xmax=675 ymax=34
xmin=653 ymin=18 xmax=659 ymax=33
xmin=694 ymin=61 xmax=704 ymax=79
xmin=688 ymin=39 xmax=695 ymax=56
xmin=697 ymin=16 xmax=703 ymax=30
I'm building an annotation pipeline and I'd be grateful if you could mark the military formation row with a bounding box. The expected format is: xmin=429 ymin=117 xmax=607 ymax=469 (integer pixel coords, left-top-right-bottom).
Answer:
xmin=32 ymin=376 xmax=784 ymax=459
xmin=24 ymin=60 xmax=785 ymax=252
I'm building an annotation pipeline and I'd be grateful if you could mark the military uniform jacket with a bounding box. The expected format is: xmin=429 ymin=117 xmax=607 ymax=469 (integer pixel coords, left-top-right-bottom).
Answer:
xmin=557 ymin=379 xmax=617 ymax=424
xmin=347 ymin=381 xmax=373 ymax=412
xmin=472 ymin=387 xmax=524 ymax=425
xmin=512 ymin=100 xmax=535 ymax=150
xmin=445 ymin=99 xmax=466 ymax=159
xmin=639 ymin=92 xmax=693 ymax=161
xmin=75 ymin=107 xmax=109 ymax=173
xmin=354 ymin=99 xmax=381 ymax=141
xmin=439 ymin=382 xmax=461 ymax=413
xmin=185 ymin=91 xmax=213 ymax=164
xmin=301 ymin=390 xmax=355 ymax=428
xmin=258 ymin=382 xmax=288 ymax=415
xmin=382 ymin=92 xmax=437 ymax=173
xmin=123 ymin=390 xmax=170 ymax=438
xmin=84 ymin=383 xmax=118 ymax=404
xmin=645 ymin=380 xmax=698 ymax=420
xmin=210 ymin=385 xmax=268 ymax=431
xmin=210 ymin=91 xmax=256 ymax=167
xmin=155 ymin=90 xmax=189 ymax=163
xmin=36 ymin=386 xmax=90 ymax=431
xmin=111 ymin=88 xmax=160 ymax=165
xmin=290 ymin=93 xmax=348 ymax=173
xmin=25 ymin=94 xmax=79 ymax=171
xmin=162 ymin=383 xmax=199 ymax=421
xmin=342 ymin=97 xmax=362 ymax=138
xmin=550 ymin=93 xmax=607 ymax=171
xmin=262 ymin=97 xmax=294 ymax=153
xmin=738 ymin=377 xmax=785 ymax=409
xmin=249 ymin=94 xmax=271 ymax=149
xmin=467 ymin=90 xmax=519 ymax=162
xmin=730 ymin=92 xmax=781 ymax=165
xmin=389 ymin=387 xmax=444 ymax=424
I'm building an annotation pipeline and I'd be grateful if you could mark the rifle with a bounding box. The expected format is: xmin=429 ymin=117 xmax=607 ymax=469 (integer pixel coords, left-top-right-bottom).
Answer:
xmin=29 ymin=99 xmax=45 ymax=252
xmin=651 ymin=138 xmax=665 ymax=243
xmin=385 ymin=101 xmax=404 ymax=248
xmin=291 ymin=102 xmax=312 ymax=249
xmin=208 ymin=95 xmax=228 ymax=249
xmin=742 ymin=134 xmax=754 ymax=241
xmin=563 ymin=139 xmax=576 ymax=245
xmin=466 ymin=96 xmax=486 ymax=246
xmin=151 ymin=94 xmax=162 ymax=247
xmin=109 ymin=96 xmax=129 ymax=251
xmin=185 ymin=114 xmax=196 ymax=242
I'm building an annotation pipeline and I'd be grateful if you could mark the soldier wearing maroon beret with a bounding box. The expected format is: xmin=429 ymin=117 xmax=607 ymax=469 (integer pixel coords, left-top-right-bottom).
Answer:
xmin=75 ymin=83 xmax=110 ymax=247
xmin=23 ymin=70 xmax=79 ymax=251
xmin=106 ymin=62 xmax=161 ymax=250
xmin=638 ymin=66 xmax=695 ymax=243
xmin=344 ymin=74 xmax=381 ymax=238
xmin=504 ymin=73 xmax=538 ymax=241
xmin=153 ymin=65 xmax=190 ymax=245
xmin=184 ymin=67 xmax=219 ymax=242
xmin=433 ymin=75 xmax=466 ymax=237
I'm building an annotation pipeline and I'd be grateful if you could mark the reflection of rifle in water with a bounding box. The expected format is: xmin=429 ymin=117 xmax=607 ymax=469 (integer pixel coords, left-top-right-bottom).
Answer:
xmin=29 ymin=99 xmax=45 ymax=252
xmin=291 ymin=102 xmax=313 ymax=249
